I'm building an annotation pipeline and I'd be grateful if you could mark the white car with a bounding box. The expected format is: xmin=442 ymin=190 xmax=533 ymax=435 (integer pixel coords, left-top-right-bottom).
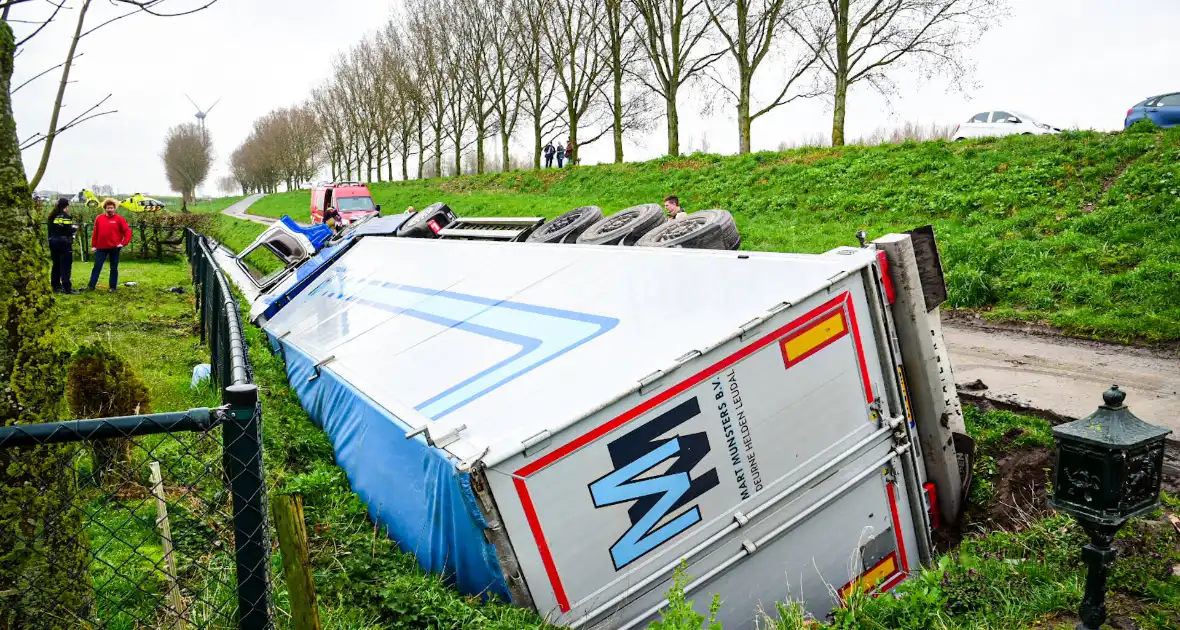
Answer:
xmin=953 ymin=110 xmax=1061 ymax=140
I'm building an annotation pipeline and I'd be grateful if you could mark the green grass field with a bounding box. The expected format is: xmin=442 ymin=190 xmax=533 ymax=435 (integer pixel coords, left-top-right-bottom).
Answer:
xmin=246 ymin=128 xmax=1180 ymax=342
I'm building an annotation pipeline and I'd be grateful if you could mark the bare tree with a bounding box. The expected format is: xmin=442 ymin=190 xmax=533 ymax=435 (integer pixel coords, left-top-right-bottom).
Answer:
xmin=514 ymin=0 xmax=562 ymax=168
xmin=599 ymin=0 xmax=655 ymax=162
xmin=789 ymin=0 xmax=1006 ymax=146
xmin=705 ymin=0 xmax=823 ymax=153
xmin=18 ymin=0 xmax=222 ymax=190
xmin=453 ymin=0 xmax=499 ymax=174
xmin=632 ymin=0 xmax=725 ymax=156
xmin=404 ymin=0 xmax=449 ymax=178
xmin=216 ymin=175 xmax=238 ymax=196
xmin=546 ymin=0 xmax=612 ymax=164
xmin=162 ymin=122 xmax=213 ymax=203
xmin=484 ymin=0 xmax=525 ymax=172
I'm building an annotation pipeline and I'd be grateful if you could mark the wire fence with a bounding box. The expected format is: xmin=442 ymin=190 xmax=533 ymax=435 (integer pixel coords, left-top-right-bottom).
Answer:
xmin=0 ymin=231 xmax=273 ymax=630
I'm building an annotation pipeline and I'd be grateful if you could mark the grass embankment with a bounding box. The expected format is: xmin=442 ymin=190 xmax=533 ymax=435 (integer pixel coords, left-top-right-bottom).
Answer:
xmin=247 ymin=128 xmax=1180 ymax=342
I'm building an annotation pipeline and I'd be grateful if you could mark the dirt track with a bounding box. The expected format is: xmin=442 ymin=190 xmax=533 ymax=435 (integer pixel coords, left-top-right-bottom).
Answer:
xmin=945 ymin=317 xmax=1180 ymax=430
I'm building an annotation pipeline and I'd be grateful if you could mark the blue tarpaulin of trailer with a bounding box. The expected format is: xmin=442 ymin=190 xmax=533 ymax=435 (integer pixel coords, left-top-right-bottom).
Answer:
xmin=267 ymin=334 xmax=511 ymax=601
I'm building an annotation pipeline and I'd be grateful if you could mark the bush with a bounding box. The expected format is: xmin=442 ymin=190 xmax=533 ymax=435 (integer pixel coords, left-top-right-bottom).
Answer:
xmin=66 ymin=342 xmax=152 ymax=487
xmin=1125 ymin=117 xmax=1158 ymax=134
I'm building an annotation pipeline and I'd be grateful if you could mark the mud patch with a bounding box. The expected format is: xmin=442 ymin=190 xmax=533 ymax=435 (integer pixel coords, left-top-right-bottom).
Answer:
xmin=985 ymin=447 xmax=1054 ymax=530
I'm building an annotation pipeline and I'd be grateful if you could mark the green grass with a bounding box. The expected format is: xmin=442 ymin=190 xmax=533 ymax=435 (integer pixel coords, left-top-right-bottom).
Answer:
xmin=243 ymin=128 xmax=1180 ymax=342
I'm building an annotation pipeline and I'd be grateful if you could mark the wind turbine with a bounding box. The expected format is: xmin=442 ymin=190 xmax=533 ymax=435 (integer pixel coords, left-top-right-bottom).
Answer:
xmin=185 ymin=94 xmax=221 ymax=132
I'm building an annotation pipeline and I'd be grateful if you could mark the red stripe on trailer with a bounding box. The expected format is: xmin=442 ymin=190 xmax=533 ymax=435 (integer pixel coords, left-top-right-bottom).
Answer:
xmin=887 ymin=481 xmax=910 ymax=572
xmin=512 ymin=290 xmax=877 ymax=612
xmin=513 ymin=477 xmax=570 ymax=612
xmin=876 ymin=250 xmax=896 ymax=304
xmin=844 ymin=293 xmax=875 ymax=404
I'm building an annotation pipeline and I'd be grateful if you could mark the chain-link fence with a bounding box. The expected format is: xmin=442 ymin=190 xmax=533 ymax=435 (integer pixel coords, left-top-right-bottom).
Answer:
xmin=0 ymin=232 xmax=273 ymax=630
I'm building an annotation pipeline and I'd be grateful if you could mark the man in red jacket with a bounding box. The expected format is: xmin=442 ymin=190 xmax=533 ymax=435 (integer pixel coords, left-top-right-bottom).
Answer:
xmin=87 ymin=198 xmax=132 ymax=292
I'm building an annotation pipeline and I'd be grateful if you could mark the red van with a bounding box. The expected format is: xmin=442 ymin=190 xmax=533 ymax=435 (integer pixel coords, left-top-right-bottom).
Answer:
xmin=310 ymin=181 xmax=381 ymax=226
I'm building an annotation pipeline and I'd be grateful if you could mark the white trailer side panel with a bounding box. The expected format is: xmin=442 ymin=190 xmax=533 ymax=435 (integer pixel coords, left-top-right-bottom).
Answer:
xmin=262 ymin=238 xmax=880 ymax=465
xmin=488 ymin=274 xmax=920 ymax=628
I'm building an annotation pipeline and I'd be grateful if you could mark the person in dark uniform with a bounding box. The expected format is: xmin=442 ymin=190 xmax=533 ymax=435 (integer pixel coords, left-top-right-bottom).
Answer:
xmin=47 ymin=197 xmax=79 ymax=294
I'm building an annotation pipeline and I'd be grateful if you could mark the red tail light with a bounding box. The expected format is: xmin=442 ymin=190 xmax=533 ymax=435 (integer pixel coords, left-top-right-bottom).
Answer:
xmin=1127 ymin=108 xmax=1133 ymax=116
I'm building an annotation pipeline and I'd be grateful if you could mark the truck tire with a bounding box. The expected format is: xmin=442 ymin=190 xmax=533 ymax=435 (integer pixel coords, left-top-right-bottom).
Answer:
xmin=576 ymin=204 xmax=665 ymax=246
xmin=397 ymin=202 xmax=457 ymax=239
xmin=635 ymin=209 xmax=741 ymax=250
xmin=526 ymin=205 xmax=603 ymax=244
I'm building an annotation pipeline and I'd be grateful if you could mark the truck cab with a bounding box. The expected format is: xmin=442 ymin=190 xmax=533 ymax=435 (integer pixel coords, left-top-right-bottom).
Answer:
xmin=310 ymin=181 xmax=381 ymax=226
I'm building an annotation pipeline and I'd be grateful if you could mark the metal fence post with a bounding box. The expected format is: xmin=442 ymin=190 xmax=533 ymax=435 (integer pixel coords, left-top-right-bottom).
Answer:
xmin=223 ymin=383 xmax=273 ymax=630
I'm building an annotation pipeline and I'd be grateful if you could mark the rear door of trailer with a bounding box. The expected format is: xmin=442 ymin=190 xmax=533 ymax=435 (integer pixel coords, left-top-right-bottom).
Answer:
xmin=487 ymin=252 xmax=927 ymax=629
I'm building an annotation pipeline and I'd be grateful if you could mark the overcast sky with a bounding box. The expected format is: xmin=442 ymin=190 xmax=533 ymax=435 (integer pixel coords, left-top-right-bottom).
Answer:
xmin=10 ymin=0 xmax=1179 ymax=197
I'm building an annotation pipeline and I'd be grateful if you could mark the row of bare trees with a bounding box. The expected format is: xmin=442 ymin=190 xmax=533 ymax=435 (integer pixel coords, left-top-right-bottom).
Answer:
xmin=230 ymin=106 xmax=322 ymax=194
xmin=231 ymin=0 xmax=1002 ymax=186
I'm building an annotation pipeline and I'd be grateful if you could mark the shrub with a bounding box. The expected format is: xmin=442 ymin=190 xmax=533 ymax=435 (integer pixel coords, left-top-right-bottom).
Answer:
xmin=1125 ymin=117 xmax=1158 ymax=134
xmin=66 ymin=342 xmax=152 ymax=487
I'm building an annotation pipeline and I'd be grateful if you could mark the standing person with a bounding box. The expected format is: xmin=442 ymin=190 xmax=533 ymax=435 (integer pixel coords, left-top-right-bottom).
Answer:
xmin=566 ymin=139 xmax=575 ymax=166
xmin=664 ymin=195 xmax=687 ymax=220
xmin=543 ymin=141 xmax=555 ymax=168
xmin=555 ymin=142 xmax=566 ymax=168
xmin=47 ymin=198 xmax=79 ymax=294
xmin=88 ymin=198 xmax=132 ymax=293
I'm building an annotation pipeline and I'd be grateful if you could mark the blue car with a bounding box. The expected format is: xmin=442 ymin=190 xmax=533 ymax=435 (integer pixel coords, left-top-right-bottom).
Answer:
xmin=1125 ymin=92 xmax=1180 ymax=128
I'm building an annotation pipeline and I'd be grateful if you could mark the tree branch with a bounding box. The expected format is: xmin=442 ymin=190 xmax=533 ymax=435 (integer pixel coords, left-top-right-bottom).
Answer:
xmin=21 ymin=109 xmax=116 ymax=150
xmin=12 ymin=53 xmax=81 ymax=94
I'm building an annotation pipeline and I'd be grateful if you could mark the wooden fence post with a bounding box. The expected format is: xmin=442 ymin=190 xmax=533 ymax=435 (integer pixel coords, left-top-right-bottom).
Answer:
xmin=149 ymin=461 xmax=186 ymax=628
xmin=272 ymin=494 xmax=321 ymax=630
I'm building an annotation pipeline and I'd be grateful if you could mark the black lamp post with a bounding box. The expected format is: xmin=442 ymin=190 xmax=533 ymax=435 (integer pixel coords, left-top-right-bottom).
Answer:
xmin=1048 ymin=385 xmax=1172 ymax=630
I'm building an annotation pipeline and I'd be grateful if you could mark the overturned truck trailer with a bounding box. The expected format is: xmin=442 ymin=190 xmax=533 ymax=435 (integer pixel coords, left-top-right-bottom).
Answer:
xmin=224 ymin=226 xmax=968 ymax=628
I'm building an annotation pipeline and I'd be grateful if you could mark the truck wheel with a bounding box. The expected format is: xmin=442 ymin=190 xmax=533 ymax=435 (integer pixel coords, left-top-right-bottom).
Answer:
xmin=576 ymin=204 xmax=665 ymax=246
xmin=636 ymin=209 xmax=741 ymax=250
xmin=526 ymin=206 xmax=603 ymax=244
xmin=397 ymin=202 xmax=457 ymax=239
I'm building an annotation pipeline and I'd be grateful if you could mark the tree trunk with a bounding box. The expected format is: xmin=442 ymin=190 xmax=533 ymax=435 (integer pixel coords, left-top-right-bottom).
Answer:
xmin=501 ymin=131 xmax=511 ymax=173
xmin=831 ymin=0 xmax=849 ymax=147
xmin=433 ymin=123 xmax=443 ymax=178
xmin=453 ymin=140 xmax=462 ymax=177
xmin=0 ymin=22 xmax=87 ymax=630
xmin=568 ymin=101 xmax=579 ymax=164
xmin=476 ymin=121 xmax=486 ymax=175
xmin=666 ymin=85 xmax=680 ymax=156
xmin=738 ymin=67 xmax=751 ymax=153
xmin=612 ymin=69 xmax=624 ymax=163
xmin=532 ymin=103 xmax=543 ymax=170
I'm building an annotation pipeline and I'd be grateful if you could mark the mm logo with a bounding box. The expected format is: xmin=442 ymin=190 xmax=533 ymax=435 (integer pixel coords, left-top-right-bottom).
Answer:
xmin=588 ymin=398 xmax=719 ymax=570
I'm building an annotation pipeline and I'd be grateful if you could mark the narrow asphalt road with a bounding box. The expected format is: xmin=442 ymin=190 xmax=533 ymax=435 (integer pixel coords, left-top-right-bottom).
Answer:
xmin=221 ymin=193 xmax=272 ymax=225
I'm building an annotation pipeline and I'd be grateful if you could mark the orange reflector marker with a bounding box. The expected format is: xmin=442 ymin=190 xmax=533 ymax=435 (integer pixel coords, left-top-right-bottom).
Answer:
xmin=838 ymin=552 xmax=901 ymax=602
xmin=780 ymin=310 xmax=849 ymax=368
